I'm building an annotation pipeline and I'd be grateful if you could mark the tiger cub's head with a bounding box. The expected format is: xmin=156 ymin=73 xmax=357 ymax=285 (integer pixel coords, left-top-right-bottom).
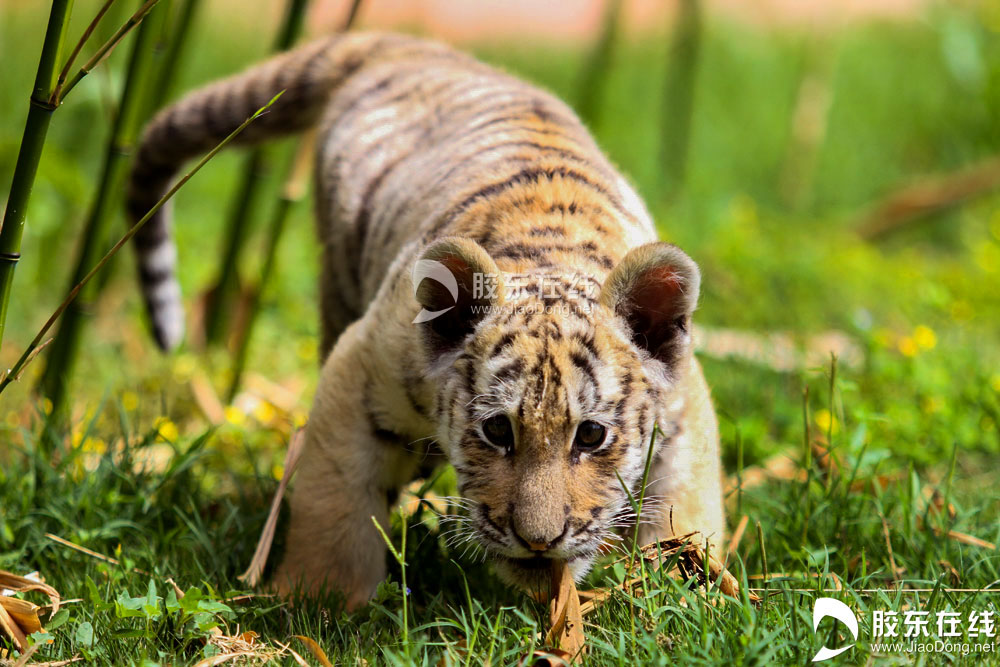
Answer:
xmin=413 ymin=237 xmax=700 ymax=588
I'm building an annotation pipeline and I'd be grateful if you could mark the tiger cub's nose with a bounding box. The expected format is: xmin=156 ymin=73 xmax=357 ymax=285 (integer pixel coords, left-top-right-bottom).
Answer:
xmin=525 ymin=539 xmax=548 ymax=553
xmin=513 ymin=521 xmax=568 ymax=553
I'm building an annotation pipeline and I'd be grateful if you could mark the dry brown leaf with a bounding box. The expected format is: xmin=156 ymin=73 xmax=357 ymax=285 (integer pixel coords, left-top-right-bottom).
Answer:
xmin=810 ymin=441 xmax=840 ymax=478
xmin=12 ymin=643 xmax=41 ymax=667
xmin=434 ymin=638 xmax=467 ymax=667
xmin=244 ymin=373 xmax=302 ymax=414
xmin=589 ymin=533 xmax=760 ymax=614
xmin=0 ymin=597 xmax=43 ymax=635
xmin=938 ymin=560 xmax=961 ymax=586
xmin=856 ymin=156 xmax=1000 ymax=240
xmin=934 ymin=527 xmax=996 ymax=550
xmin=197 ymin=625 xmax=287 ymax=665
xmin=190 ymin=370 xmax=225 ymax=425
xmin=44 ymin=534 xmax=152 ymax=577
xmin=191 ymin=651 xmax=253 ymax=667
xmin=165 ymin=578 xmax=186 ymax=600
xmin=725 ymin=448 xmax=801 ymax=495
xmin=851 ymin=474 xmax=900 ymax=494
xmin=0 ymin=599 xmax=28 ymax=652
xmin=543 ymin=561 xmax=585 ymax=661
xmin=293 ymin=635 xmax=334 ymax=667
xmin=577 ymin=589 xmax=613 ymax=616
xmin=19 ymin=658 xmax=83 ymax=667
xmin=0 ymin=570 xmax=62 ymax=652
xmin=724 ymin=515 xmax=749 ymax=566
xmin=0 ymin=337 xmax=53 ymax=385
xmin=399 ymin=481 xmax=447 ymax=518
xmin=239 ymin=429 xmax=306 ymax=587
xmin=924 ymin=487 xmax=957 ymax=520
xmin=275 ymin=641 xmax=311 ymax=667
xmin=0 ymin=571 xmax=60 ymax=616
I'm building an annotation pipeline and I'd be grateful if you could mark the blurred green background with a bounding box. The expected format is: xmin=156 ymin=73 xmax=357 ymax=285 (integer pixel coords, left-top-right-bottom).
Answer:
xmin=1 ymin=1 xmax=999 ymax=663
xmin=1 ymin=0 xmax=998 ymax=483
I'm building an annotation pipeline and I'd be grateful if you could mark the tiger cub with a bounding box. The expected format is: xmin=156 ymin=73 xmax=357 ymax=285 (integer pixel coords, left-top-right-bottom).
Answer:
xmin=127 ymin=32 xmax=724 ymax=609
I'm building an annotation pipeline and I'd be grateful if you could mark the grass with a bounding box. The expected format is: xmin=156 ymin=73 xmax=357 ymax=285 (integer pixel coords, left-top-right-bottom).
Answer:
xmin=2 ymin=0 xmax=999 ymax=664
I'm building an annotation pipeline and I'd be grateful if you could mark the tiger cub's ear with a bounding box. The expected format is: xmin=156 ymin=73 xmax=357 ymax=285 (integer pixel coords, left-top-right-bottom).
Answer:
xmin=412 ymin=237 xmax=504 ymax=355
xmin=600 ymin=242 xmax=700 ymax=374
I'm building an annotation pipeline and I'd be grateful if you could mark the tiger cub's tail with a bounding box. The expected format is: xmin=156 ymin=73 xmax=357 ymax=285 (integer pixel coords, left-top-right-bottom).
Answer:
xmin=127 ymin=32 xmax=396 ymax=350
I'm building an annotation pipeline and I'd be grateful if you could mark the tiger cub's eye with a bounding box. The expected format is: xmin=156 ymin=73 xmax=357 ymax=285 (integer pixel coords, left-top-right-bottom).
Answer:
xmin=574 ymin=420 xmax=607 ymax=450
xmin=482 ymin=415 xmax=514 ymax=450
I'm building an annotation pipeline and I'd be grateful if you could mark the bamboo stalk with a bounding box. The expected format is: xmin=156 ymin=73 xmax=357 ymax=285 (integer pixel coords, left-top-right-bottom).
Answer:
xmin=150 ymin=0 xmax=202 ymax=110
xmin=0 ymin=94 xmax=282 ymax=396
xmin=575 ymin=0 xmax=621 ymax=127
xmin=37 ymin=1 xmax=170 ymax=420
xmin=660 ymin=0 xmax=702 ymax=201
xmin=95 ymin=0 xmax=189 ymax=292
xmin=341 ymin=0 xmax=364 ymax=32
xmin=272 ymin=0 xmax=310 ymax=53
xmin=202 ymin=150 xmax=268 ymax=345
xmin=226 ymin=0 xmax=363 ymax=398
xmin=227 ymin=136 xmax=314 ymax=401
xmin=0 ymin=0 xmax=75 ymax=351
xmin=55 ymin=0 xmax=162 ymax=103
xmin=202 ymin=0 xmax=310 ymax=346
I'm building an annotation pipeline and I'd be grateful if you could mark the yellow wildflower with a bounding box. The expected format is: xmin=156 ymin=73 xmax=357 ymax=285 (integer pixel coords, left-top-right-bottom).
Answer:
xmin=253 ymin=400 xmax=277 ymax=425
xmin=898 ymin=337 xmax=918 ymax=357
xmin=224 ymin=405 xmax=245 ymax=427
xmin=814 ymin=409 xmax=839 ymax=435
xmin=913 ymin=325 xmax=936 ymax=350
xmin=153 ymin=416 xmax=179 ymax=442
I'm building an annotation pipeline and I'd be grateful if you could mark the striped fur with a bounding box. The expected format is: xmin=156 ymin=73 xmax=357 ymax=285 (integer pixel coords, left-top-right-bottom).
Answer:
xmin=127 ymin=32 xmax=724 ymax=607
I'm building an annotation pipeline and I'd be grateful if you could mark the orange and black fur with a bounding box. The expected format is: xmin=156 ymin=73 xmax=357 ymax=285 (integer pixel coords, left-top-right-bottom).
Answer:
xmin=127 ymin=32 xmax=724 ymax=608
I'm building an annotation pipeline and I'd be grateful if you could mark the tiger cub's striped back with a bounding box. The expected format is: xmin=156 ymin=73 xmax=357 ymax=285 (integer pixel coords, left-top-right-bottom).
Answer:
xmin=127 ymin=31 xmax=724 ymax=607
